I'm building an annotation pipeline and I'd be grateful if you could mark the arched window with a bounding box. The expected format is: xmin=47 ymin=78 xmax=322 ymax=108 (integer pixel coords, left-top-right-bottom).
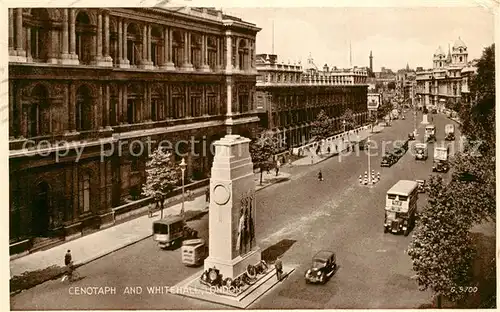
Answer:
xmin=151 ymin=85 xmax=163 ymax=121
xmin=29 ymin=9 xmax=50 ymax=62
xmin=459 ymin=56 xmax=463 ymax=62
xmin=75 ymin=11 xmax=95 ymax=65
xmin=207 ymin=37 xmax=217 ymax=70
xmin=76 ymin=85 xmax=92 ymax=131
xmin=78 ymin=172 xmax=91 ymax=213
xmin=28 ymin=84 xmax=50 ymax=137
xmin=127 ymin=83 xmax=143 ymax=124
xmin=150 ymin=26 xmax=163 ymax=67
xmin=238 ymin=39 xmax=248 ymax=70
xmin=191 ymin=33 xmax=202 ymax=69
xmin=126 ymin=23 xmax=142 ymax=67
xmin=172 ymin=30 xmax=183 ymax=68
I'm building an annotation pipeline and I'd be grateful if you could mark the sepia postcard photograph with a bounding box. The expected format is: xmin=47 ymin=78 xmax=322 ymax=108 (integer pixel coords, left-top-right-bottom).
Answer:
xmin=3 ymin=0 xmax=497 ymax=310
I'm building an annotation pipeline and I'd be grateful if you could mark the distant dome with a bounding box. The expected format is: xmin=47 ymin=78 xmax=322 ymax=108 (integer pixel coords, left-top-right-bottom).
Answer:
xmin=434 ymin=46 xmax=445 ymax=56
xmin=453 ymin=37 xmax=466 ymax=49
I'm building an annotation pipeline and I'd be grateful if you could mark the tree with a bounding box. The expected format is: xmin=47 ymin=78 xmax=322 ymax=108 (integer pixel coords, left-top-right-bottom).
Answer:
xmin=250 ymin=130 xmax=279 ymax=185
xmin=407 ymin=176 xmax=474 ymax=307
xmin=340 ymin=108 xmax=356 ymax=131
xmin=377 ymin=101 xmax=393 ymax=120
xmin=310 ymin=109 xmax=333 ymax=142
xmin=387 ymin=81 xmax=396 ymax=90
xmin=142 ymin=148 xmax=180 ymax=219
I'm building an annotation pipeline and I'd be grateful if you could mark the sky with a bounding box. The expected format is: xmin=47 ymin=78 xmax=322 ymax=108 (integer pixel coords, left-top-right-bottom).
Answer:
xmin=225 ymin=6 xmax=495 ymax=71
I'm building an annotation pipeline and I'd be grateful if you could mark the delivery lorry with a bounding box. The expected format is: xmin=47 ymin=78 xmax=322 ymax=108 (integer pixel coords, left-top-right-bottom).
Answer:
xmin=414 ymin=143 xmax=428 ymax=160
xmin=432 ymin=146 xmax=450 ymax=172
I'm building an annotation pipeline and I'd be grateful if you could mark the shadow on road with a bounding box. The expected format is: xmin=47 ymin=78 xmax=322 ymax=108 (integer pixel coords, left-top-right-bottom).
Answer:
xmin=261 ymin=239 xmax=297 ymax=263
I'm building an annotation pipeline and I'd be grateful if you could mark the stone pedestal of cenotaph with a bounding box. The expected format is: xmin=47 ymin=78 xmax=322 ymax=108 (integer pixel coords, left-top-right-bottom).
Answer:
xmin=203 ymin=134 xmax=261 ymax=278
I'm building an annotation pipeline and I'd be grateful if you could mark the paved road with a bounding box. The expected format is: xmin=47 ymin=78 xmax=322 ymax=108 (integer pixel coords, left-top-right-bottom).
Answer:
xmin=11 ymin=113 xmax=461 ymax=310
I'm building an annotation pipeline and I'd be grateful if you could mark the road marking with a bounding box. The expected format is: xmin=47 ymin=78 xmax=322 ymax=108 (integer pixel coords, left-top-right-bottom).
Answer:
xmin=376 ymin=249 xmax=387 ymax=253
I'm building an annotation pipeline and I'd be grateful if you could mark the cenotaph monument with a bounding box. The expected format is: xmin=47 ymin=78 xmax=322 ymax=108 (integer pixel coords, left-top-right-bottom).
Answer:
xmin=203 ymin=134 xmax=261 ymax=278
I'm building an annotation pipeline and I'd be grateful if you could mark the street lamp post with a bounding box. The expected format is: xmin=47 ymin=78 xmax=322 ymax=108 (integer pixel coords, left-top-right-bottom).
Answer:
xmin=180 ymin=158 xmax=187 ymax=217
xmin=367 ymin=137 xmax=371 ymax=184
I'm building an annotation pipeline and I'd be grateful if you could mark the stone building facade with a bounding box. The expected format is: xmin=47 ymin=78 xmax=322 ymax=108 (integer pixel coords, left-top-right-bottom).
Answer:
xmin=415 ymin=38 xmax=477 ymax=111
xmin=255 ymin=54 xmax=368 ymax=148
xmin=8 ymin=7 xmax=261 ymax=249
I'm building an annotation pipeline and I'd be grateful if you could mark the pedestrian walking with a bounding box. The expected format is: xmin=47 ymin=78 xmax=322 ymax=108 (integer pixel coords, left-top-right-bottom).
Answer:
xmin=327 ymin=146 xmax=331 ymax=154
xmin=275 ymin=160 xmax=280 ymax=176
xmin=275 ymin=256 xmax=283 ymax=281
xmin=62 ymin=250 xmax=74 ymax=281
xmin=205 ymin=188 xmax=210 ymax=204
xmin=148 ymin=203 xmax=154 ymax=218
xmin=318 ymin=170 xmax=323 ymax=181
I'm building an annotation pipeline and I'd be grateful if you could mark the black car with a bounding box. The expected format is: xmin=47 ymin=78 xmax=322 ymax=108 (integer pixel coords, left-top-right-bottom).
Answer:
xmin=305 ymin=251 xmax=337 ymax=284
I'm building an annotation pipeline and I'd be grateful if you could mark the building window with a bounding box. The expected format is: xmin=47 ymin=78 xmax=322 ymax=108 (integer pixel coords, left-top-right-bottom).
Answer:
xmin=191 ymin=34 xmax=202 ymax=69
xmin=172 ymin=97 xmax=184 ymax=119
xmin=172 ymin=31 xmax=183 ymax=67
xmin=151 ymin=26 xmax=163 ymax=67
xmin=207 ymin=37 xmax=217 ymax=69
xmin=28 ymin=84 xmax=51 ymax=137
xmin=130 ymin=147 xmax=141 ymax=172
xmin=75 ymin=11 xmax=95 ymax=65
xmin=127 ymin=99 xmax=135 ymax=123
xmin=126 ymin=23 xmax=142 ymax=67
xmin=29 ymin=9 xmax=50 ymax=62
xmin=78 ymin=172 xmax=91 ymax=213
xmin=76 ymin=85 xmax=92 ymax=131
xmin=190 ymin=96 xmax=201 ymax=117
xmin=207 ymin=96 xmax=217 ymax=115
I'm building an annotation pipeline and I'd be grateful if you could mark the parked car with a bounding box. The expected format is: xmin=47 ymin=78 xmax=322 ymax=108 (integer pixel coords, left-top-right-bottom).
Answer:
xmin=416 ymin=179 xmax=426 ymax=193
xmin=305 ymin=251 xmax=337 ymax=284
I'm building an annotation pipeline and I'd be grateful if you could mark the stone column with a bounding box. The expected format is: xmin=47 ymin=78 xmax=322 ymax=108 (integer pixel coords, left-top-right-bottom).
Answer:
xmin=9 ymin=9 xmax=15 ymax=54
xmin=104 ymin=84 xmax=110 ymax=128
xmin=147 ymin=25 xmax=152 ymax=63
xmin=252 ymin=39 xmax=257 ymax=71
xmin=215 ymin=37 xmax=221 ymax=71
xmin=69 ymin=9 xmax=78 ymax=62
xmin=103 ymin=13 xmax=110 ymax=60
xmin=141 ymin=24 xmax=147 ymax=64
xmin=120 ymin=21 xmax=130 ymax=67
xmin=61 ymin=9 xmax=70 ymax=59
xmin=200 ymin=34 xmax=210 ymax=72
xmin=96 ymin=13 xmax=103 ymax=61
xmin=181 ymin=31 xmax=193 ymax=71
xmin=15 ymin=8 xmax=26 ymax=57
xmin=235 ymin=37 xmax=240 ymax=71
xmin=161 ymin=26 xmax=175 ymax=70
xmin=117 ymin=19 xmax=123 ymax=61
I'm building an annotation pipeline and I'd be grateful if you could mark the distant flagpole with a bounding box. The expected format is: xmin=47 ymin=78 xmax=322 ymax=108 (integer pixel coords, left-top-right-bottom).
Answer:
xmin=272 ymin=20 xmax=275 ymax=54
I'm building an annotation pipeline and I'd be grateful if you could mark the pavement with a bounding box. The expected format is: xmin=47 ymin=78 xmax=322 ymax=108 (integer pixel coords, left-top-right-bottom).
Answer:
xmin=11 ymin=111 xmax=447 ymax=310
xmin=10 ymin=171 xmax=291 ymax=282
xmin=292 ymin=126 xmax=382 ymax=166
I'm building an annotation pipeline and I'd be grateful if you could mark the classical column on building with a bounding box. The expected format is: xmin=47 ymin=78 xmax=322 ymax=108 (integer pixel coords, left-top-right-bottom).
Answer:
xmin=251 ymin=39 xmax=257 ymax=74
xmin=69 ymin=9 xmax=79 ymax=63
xmin=215 ymin=37 xmax=222 ymax=71
xmin=11 ymin=8 xmax=27 ymax=62
xmin=103 ymin=11 xmax=112 ymax=63
xmin=94 ymin=10 xmax=112 ymax=66
xmin=200 ymin=34 xmax=210 ymax=72
xmin=234 ymin=37 xmax=240 ymax=72
xmin=139 ymin=24 xmax=150 ymax=68
xmin=59 ymin=8 xmax=71 ymax=63
xmin=8 ymin=9 xmax=15 ymax=57
xmin=181 ymin=31 xmax=194 ymax=71
xmin=119 ymin=20 xmax=130 ymax=68
xmin=147 ymin=25 xmax=153 ymax=66
xmin=161 ymin=26 xmax=175 ymax=70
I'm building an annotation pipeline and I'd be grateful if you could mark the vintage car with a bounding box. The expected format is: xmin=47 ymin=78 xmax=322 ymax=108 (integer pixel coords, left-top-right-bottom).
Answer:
xmin=305 ymin=250 xmax=337 ymax=284
xmin=416 ymin=179 xmax=426 ymax=193
xmin=380 ymin=153 xmax=396 ymax=167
